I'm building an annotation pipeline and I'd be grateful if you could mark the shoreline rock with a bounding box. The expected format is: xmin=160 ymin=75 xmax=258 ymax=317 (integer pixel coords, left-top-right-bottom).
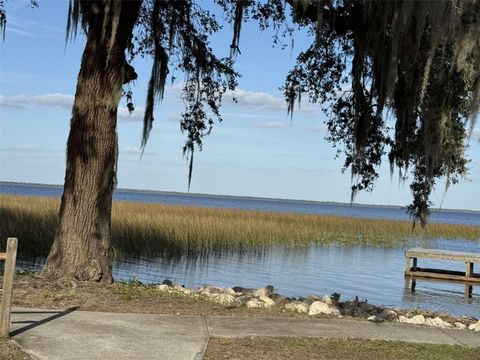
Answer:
xmin=156 ymin=279 xmax=477 ymax=331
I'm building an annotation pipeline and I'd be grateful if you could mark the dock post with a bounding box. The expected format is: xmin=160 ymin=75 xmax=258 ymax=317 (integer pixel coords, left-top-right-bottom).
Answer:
xmin=466 ymin=262 xmax=473 ymax=278
xmin=0 ymin=237 xmax=18 ymax=337
xmin=405 ymin=256 xmax=411 ymax=276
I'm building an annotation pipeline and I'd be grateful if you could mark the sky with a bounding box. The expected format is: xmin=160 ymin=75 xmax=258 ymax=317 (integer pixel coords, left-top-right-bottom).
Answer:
xmin=0 ymin=1 xmax=479 ymax=211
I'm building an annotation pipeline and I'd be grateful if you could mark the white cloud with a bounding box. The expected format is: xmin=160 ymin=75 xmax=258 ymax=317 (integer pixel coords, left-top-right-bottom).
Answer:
xmin=225 ymin=89 xmax=285 ymax=112
xmin=254 ymin=121 xmax=291 ymax=129
xmin=0 ymin=93 xmax=143 ymax=121
xmin=224 ymin=89 xmax=319 ymax=115
xmin=163 ymin=84 xmax=320 ymax=115
xmin=0 ymin=86 xmax=322 ymax=123
xmin=0 ymin=93 xmax=74 ymax=109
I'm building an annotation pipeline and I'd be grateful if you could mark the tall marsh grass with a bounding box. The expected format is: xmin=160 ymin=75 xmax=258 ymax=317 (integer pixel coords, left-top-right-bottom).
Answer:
xmin=1 ymin=194 xmax=478 ymax=259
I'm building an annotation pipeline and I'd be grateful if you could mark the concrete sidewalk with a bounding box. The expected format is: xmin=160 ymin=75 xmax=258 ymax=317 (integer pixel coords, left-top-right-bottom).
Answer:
xmin=10 ymin=308 xmax=480 ymax=360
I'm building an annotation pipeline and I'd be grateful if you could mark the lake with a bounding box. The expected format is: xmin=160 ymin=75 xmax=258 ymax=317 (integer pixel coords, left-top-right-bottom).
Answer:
xmin=2 ymin=182 xmax=480 ymax=316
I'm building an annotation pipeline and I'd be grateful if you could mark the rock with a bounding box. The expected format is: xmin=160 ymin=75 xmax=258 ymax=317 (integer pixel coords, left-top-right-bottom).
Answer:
xmin=366 ymin=309 xmax=397 ymax=323
xmin=468 ymin=320 xmax=480 ymax=331
xmin=216 ymin=294 xmax=236 ymax=305
xmin=425 ymin=317 xmax=452 ymax=328
xmin=270 ymin=293 xmax=286 ymax=302
xmin=412 ymin=315 xmax=426 ymax=325
xmin=259 ymin=295 xmax=275 ymax=307
xmin=455 ymin=322 xmax=467 ymax=330
xmin=173 ymin=285 xmax=191 ymax=295
xmin=308 ymin=301 xmax=340 ymax=316
xmin=303 ymin=295 xmax=321 ymax=306
xmin=367 ymin=315 xmax=384 ymax=322
xmin=398 ymin=315 xmax=425 ymax=325
xmin=226 ymin=287 xmax=238 ymax=296
xmin=284 ymin=301 xmax=308 ymax=314
xmin=321 ymin=295 xmax=333 ymax=305
xmin=254 ymin=285 xmax=274 ymax=298
xmin=246 ymin=298 xmax=264 ymax=308
xmin=201 ymin=285 xmax=225 ymax=295
xmin=156 ymin=284 xmax=171 ymax=291
xmin=232 ymin=286 xmax=256 ymax=297
xmin=381 ymin=309 xmax=398 ymax=321
xmin=200 ymin=291 xmax=236 ymax=305
xmin=235 ymin=296 xmax=248 ymax=305
xmin=232 ymin=286 xmax=243 ymax=293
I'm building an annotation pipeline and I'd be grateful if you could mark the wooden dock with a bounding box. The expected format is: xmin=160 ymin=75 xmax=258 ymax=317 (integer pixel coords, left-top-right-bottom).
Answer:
xmin=404 ymin=247 xmax=480 ymax=298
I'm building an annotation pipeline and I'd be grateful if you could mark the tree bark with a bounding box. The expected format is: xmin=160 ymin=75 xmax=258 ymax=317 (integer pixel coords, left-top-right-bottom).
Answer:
xmin=44 ymin=1 xmax=142 ymax=282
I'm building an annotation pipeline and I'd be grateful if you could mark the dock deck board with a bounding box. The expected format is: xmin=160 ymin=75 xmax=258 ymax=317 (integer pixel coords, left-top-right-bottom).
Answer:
xmin=405 ymin=248 xmax=480 ymax=263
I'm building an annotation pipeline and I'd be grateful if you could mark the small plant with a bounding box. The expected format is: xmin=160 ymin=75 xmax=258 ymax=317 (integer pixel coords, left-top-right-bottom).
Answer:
xmin=16 ymin=268 xmax=40 ymax=276
xmin=410 ymin=307 xmax=423 ymax=316
xmin=331 ymin=292 xmax=341 ymax=304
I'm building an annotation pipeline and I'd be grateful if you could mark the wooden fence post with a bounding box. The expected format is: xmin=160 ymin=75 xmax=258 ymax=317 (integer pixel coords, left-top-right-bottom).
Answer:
xmin=0 ymin=237 xmax=18 ymax=337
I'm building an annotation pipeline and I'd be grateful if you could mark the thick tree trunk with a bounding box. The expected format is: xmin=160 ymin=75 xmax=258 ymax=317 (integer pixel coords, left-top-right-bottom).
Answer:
xmin=44 ymin=1 xmax=141 ymax=282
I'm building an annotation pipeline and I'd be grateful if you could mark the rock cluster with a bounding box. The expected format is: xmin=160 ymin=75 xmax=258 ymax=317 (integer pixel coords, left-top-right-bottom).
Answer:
xmin=155 ymin=280 xmax=478 ymax=331
xmin=468 ymin=319 xmax=480 ymax=332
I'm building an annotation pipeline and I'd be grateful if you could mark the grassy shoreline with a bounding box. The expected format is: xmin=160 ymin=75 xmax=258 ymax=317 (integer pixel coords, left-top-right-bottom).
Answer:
xmin=1 ymin=194 xmax=478 ymax=259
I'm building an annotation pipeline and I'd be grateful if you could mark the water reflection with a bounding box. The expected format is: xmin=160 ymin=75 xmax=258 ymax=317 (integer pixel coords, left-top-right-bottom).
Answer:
xmin=404 ymin=277 xmax=475 ymax=301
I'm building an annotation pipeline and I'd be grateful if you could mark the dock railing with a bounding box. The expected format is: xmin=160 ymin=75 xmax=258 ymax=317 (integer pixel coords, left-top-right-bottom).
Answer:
xmin=0 ymin=237 xmax=18 ymax=337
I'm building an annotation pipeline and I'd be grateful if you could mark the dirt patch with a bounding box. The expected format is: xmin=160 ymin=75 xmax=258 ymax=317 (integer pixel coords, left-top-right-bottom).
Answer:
xmin=0 ymin=338 xmax=30 ymax=360
xmin=204 ymin=337 xmax=479 ymax=360
xmin=9 ymin=274 xmax=298 ymax=317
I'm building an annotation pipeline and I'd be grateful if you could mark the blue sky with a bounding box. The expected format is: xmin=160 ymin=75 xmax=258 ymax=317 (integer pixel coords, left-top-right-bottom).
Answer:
xmin=0 ymin=1 xmax=479 ymax=211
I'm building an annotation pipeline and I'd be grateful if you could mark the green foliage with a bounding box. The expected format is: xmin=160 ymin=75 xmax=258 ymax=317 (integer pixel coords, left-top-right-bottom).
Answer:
xmin=279 ymin=0 xmax=480 ymax=226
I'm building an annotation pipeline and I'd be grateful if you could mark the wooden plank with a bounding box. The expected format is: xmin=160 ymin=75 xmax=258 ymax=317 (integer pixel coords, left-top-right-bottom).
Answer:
xmin=405 ymin=248 xmax=480 ymax=263
xmin=0 ymin=253 xmax=6 ymax=261
xmin=0 ymin=238 xmax=18 ymax=337
xmin=407 ymin=269 xmax=480 ymax=283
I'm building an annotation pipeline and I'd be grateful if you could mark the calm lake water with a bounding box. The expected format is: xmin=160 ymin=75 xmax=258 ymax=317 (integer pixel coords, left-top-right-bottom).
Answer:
xmin=2 ymin=182 xmax=480 ymax=316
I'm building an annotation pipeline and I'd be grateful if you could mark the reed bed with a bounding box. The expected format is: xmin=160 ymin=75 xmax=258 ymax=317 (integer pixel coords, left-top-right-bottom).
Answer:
xmin=0 ymin=194 xmax=478 ymax=259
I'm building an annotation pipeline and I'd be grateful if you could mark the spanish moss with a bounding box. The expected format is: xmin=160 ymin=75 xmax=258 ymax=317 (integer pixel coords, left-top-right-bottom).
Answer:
xmin=282 ymin=0 xmax=480 ymax=225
